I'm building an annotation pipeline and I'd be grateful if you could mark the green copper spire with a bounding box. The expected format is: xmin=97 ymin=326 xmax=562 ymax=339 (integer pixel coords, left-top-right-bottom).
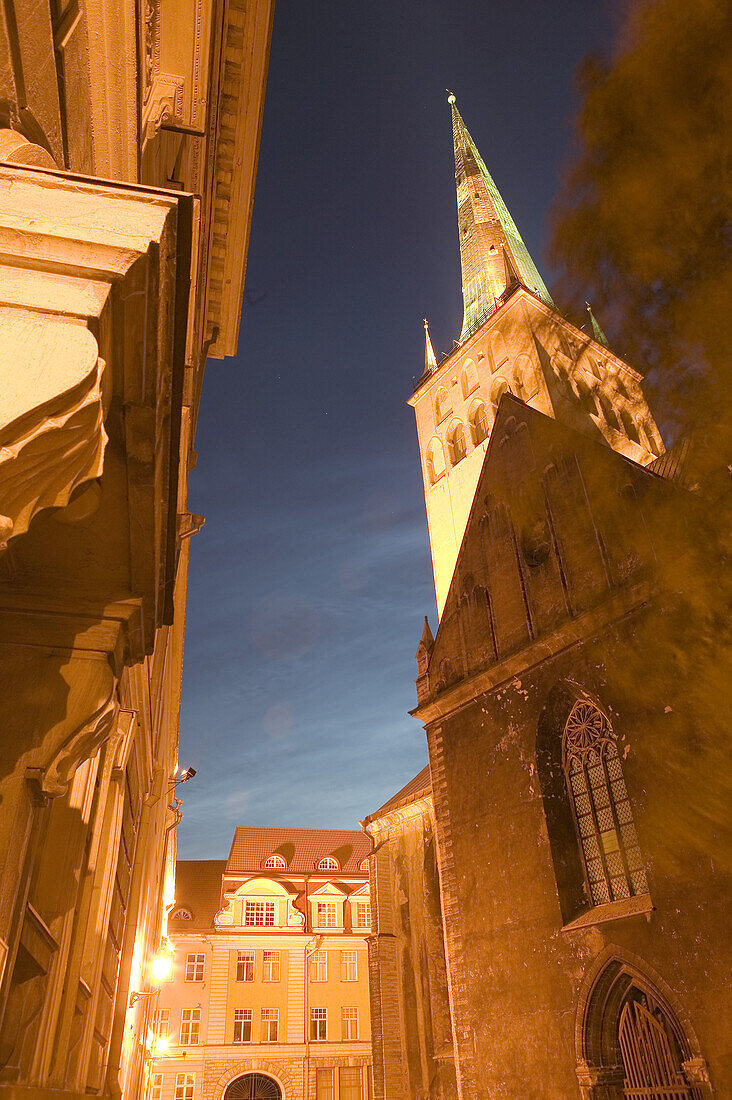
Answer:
xmin=449 ymin=96 xmax=553 ymax=342
xmin=586 ymin=302 xmax=609 ymax=347
xmin=423 ymin=318 xmax=437 ymax=373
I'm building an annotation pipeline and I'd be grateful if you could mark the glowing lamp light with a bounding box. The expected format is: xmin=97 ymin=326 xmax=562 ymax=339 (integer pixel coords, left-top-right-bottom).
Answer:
xmin=152 ymin=1035 xmax=170 ymax=1057
xmin=151 ymin=954 xmax=173 ymax=982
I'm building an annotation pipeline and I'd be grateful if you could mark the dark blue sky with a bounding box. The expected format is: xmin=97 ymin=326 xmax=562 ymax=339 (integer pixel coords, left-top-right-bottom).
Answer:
xmin=177 ymin=0 xmax=614 ymax=857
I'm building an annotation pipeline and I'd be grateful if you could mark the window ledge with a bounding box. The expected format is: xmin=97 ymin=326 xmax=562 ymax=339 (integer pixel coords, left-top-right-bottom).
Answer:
xmin=561 ymin=893 xmax=654 ymax=932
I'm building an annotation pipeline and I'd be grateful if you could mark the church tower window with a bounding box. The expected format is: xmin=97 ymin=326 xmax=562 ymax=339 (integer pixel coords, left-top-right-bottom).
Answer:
xmin=446 ymin=421 xmax=467 ymax=466
xmin=621 ymin=409 xmax=640 ymax=443
xmin=489 ymin=378 xmax=511 ymax=416
xmin=460 ymin=360 xmax=479 ymax=397
xmin=435 ymin=387 xmax=451 ymax=423
xmin=426 ymin=437 xmax=445 ymax=485
xmin=468 ymin=401 xmax=489 ymax=446
xmin=563 ymin=701 xmax=647 ymax=906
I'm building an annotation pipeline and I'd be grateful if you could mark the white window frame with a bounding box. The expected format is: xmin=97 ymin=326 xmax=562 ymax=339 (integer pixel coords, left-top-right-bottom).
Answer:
xmin=310 ymin=1007 xmax=327 ymax=1041
xmin=318 ymin=856 xmax=339 ymax=871
xmin=261 ymin=1008 xmax=278 ymax=1043
xmin=341 ymin=1006 xmax=359 ymax=1040
xmin=264 ymin=854 xmax=286 ymax=868
xmin=262 ymin=950 xmax=280 ymax=982
xmin=179 ymin=1008 xmax=200 ymax=1046
xmin=153 ymin=1007 xmax=170 ymax=1038
xmin=316 ymin=901 xmax=338 ymax=928
xmin=233 ymin=1008 xmax=252 ymax=1043
xmin=311 ymin=950 xmax=327 ymax=982
xmin=174 ymin=1074 xmax=195 ymax=1100
xmin=244 ymin=899 xmax=276 ymax=927
xmin=355 ymin=900 xmax=371 ymax=927
xmin=151 ymin=1073 xmax=163 ymax=1100
xmin=185 ymin=953 xmax=205 ymax=982
xmin=340 ymin=950 xmax=357 ymax=982
xmin=236 ymin=950 xmax=254 ymax=982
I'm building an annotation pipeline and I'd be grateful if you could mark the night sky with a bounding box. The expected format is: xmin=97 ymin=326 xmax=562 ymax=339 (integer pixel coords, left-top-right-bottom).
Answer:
xmin=177 ymin=0 xmax=615 ymax=857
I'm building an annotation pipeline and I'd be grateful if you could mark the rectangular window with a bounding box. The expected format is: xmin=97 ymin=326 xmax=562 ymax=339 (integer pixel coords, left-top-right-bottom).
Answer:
xmin=236 ymin=950 xmax=254 ymax=982
xmin=311 ymin=950 xmax=327 ymax=982
xmin=339 ymin=1067 xmax=363 ymax=1100
xmin=151 ymin=1074 xmax=163 ymax=1100
xmin=340 ymin=950 xmax=357 ymax=982
xmin=174 ymin=1074 xmax=195 ymax=1100
xmin=341 ymin=1007 xmax=359 ymax=1040
xmin=233 ymin=1008 xmax=252 ymax=1043
xmin=310 ymin=1007 xmax=327 ymax=1040
xmin=262 ymin=950 xmax=280 ymax=982
xmin=261 ymin=1008 xmax=278 ymax=1043
xmin=153 ymin=1008 xmax=170 ymax=1038
xmin=179 ymin=1009 xmax=200 ymax=1045
xmin=317 ymin=901 xmax=338 ymax=927
xmin=185 ymin=953 xmax=205 ymax=982
xmin=245 ymin=900 xmax=275 ymax=927
xmin=355 ymin=901 xmax=371 ymax=927
xmin=316 ymin=1068 xmax=334 ymax=1100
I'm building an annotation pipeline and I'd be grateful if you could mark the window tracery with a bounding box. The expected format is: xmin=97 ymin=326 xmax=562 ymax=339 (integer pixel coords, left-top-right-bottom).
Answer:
xmin=563 ymin=701 xmax=647 ymax=906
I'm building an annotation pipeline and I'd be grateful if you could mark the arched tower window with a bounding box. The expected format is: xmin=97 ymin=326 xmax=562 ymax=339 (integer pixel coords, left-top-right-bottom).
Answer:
xmin=460 ymin=359 xmax=479 ymax=398
xmin=468 ymin=400 xmax=489 ymax=446
xmin=597 ymin=391 xmax=620 ymax=431
xmin=641 ymin=419 xmax=661 ymax=456
xmin=489 ymin=330 xmax=509 ymax=372
xmin=434 ymin=386 xmax=451 ymax=423
xmin=620 ymin=408 xmax=640 ymax=443
xmin=575 ymin=376 xmax=597 ymax=415
xmin=446 ymin=421 xmax=467 ymax=466
xmin=426 ymin=437 xmax=445 ymax=485
xmin=489 ymin=378 xmax=511 ymax=416
xmin=563 ymin=702 xmax=647 ymax=906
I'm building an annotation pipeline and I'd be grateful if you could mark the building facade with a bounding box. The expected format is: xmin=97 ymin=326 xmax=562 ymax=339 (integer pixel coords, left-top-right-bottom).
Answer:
xmin=154 ymin=829 xmax=372 ymax=1100
xmin=366 ymin=98 xmax=730 ymax=1099
xmin=0 ymin=4 xmax=272 ymax=1100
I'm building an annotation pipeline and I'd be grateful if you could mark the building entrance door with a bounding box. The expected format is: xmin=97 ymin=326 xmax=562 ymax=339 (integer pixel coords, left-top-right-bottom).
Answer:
xmin=224 ymin=1074 xmax=282 ymax=1100
xmin=619 ymin=997 xmax=692 ymax=1099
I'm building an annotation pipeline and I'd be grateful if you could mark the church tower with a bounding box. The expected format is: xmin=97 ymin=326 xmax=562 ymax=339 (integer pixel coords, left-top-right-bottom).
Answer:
xmin=409 ymin=97 xmax=665 ymax=616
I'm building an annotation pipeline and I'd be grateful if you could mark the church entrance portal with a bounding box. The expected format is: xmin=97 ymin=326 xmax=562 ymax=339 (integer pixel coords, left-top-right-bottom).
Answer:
xmin=223 ymin=1074 xmax=282 ymax=1100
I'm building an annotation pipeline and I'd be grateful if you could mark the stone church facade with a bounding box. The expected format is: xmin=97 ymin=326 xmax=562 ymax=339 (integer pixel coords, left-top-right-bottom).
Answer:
xmin=364 ymin=99 xmax=730 ymax=1099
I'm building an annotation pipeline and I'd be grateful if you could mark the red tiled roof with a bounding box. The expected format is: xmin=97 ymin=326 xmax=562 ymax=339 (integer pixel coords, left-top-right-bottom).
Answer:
xmin=170 ymin=860 xmax=226 ymax=931
xmin=364 ymin=765 xmax=432 ymax=823
xmin=225 ymin=826 xmax=370 ymax=875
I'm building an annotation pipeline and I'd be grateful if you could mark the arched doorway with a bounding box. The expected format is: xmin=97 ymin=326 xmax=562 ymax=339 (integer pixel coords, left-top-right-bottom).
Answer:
xmin=577 ymin=956 xmax=712 ymax=1099
xmin=224 ymin=1074 xmax=282 ymax=1100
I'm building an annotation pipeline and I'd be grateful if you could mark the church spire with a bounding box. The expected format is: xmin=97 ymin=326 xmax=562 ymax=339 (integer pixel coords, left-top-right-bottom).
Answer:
xmin=586 ymin=302 xmax=609 ymax=347
xmin=423 ymin=318 xmax=437 ymax=373
xmin=448 ymin=93 xmax=553 ymax=343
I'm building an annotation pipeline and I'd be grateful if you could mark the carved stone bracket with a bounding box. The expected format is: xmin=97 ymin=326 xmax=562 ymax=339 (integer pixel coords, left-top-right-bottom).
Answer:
xmin=39 ymin=675 xmax=118 ymax=797
xmin=0 ymin=309 xmax=106 ymax=551
xmin=142 ymin=74 xmax=185 ymax=142
xmin=682 ymin=1057 xmax=712 ymax=1088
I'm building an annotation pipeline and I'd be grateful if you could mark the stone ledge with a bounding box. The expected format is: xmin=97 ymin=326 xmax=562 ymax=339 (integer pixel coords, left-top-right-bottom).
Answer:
xmin=561 ymin=893 xmax=654 ymax=933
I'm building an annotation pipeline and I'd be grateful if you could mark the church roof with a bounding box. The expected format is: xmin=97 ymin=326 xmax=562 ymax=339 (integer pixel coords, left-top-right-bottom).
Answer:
xmin=364 ymin=765 xmax=432 ymax=824
xmin=449 ymin=95 xmax=553 ymax=342
xmin=225 ymin=826 xmax=370 ymax=875
xmin=170 ymin=859 xmax=226 ymax=931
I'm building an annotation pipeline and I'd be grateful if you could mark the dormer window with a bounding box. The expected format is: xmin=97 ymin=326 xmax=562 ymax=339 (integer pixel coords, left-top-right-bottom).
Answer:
xmin=263 ymin=855 xmax=286 ymax=869
xmin=171 ymin=908 xmax=192 ymax=920
xmin=317 ymin=857 xmax=340 ymax=871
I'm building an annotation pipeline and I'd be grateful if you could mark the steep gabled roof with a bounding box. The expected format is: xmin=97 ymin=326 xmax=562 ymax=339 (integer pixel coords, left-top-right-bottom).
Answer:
xmin=226 ymin=826 xmax=370 ymax=875
xmin=170 ymin=860 xmax=226 ymax=931
xmin=364 ymin=765 xmax=432 ymax=825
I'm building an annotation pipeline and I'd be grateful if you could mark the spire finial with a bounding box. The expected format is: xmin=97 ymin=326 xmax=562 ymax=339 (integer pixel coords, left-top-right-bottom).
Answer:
xmin=586 ymin=301 xmax=609 ymax=347
xmin=423 ymin=318 xmax=437 ymax=373
xmin=446 ymin=89 xmax=456 ymax=105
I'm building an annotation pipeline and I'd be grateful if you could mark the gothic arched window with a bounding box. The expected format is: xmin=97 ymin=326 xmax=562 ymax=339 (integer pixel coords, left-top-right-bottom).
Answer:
xmin=489 ymin=331 xmax=509 ymax=371
xmin=446 ymin=421 xmax=467 ymax=466
xmin=426 ymin=437 xmax=445 ymax=485
xmin=575 ymin=376 xmax=597 ymax=415
xmin=468 ymin=400 xmax=489 ymax=446
xmin=563 ymin=701 xmax=647 ymax=906
xmin=460 ymin=359 xmax=479 ymax=398
xmin=597 ymin=391 xmax=620 ymax=431
xmin=434 ymin=387 xmax=451 ymax=423
xmin=490 ymin=378 xmax=511 ymax=416
xmin=621 ymin=408 xmax=640 ymax=443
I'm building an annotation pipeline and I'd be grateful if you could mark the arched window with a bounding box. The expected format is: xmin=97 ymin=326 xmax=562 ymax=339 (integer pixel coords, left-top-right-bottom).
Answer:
xmin=597 ymin=391 xmax=620 ymax=431
xmin=446 ymin=421 xmax=467 ymax=466
xmin=563 ymin=701 xmax=647 ymax=906
xmin=460 ymin=359 xmax=479 ymax=398
xmin=489 ymin=330 xmax=509 ymax=371
xmin=620 ymin=408 xmax=640 ymax=443
xmin=587 ymin=356 xmax=603 ymax=380
xmin=468 ymin=400 xmax=489 ymax=446
xmin=489 ymin=378 xmax=511 ymax=415
xmin=171 ymin=908 xmax=192 ymax=921
xmin=263 ymin=855 xmax=286 ymax=869
xmin=425 ymin=437 xmax=445 ymax=485
xmin=318 ymin=856 xmax=339 ymax=871
xmin=641 ymin=420 xmax=661 ymax=457
xmin=575 ymin=376 xmax=597 ymax=415
xmin=434 ymin=386 xmax=451 ymax=423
